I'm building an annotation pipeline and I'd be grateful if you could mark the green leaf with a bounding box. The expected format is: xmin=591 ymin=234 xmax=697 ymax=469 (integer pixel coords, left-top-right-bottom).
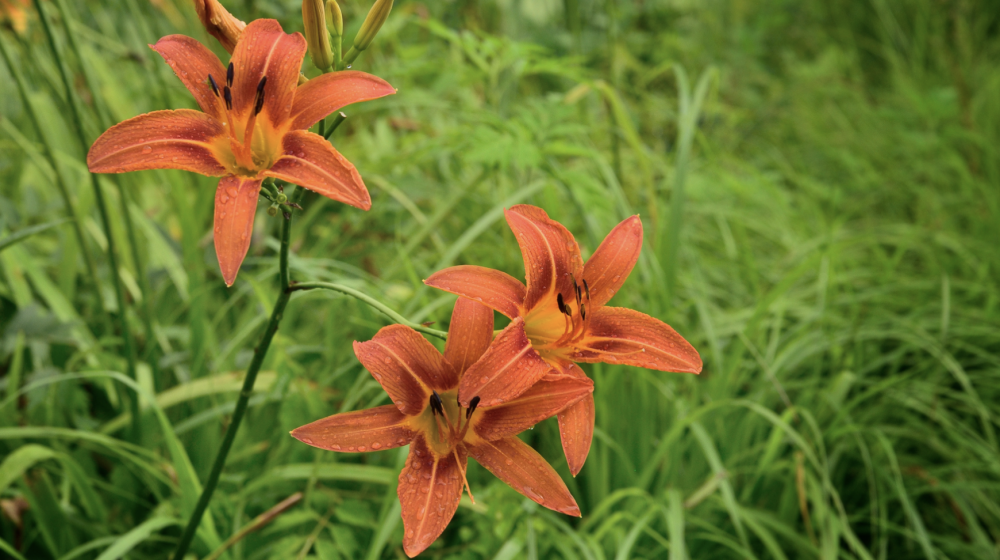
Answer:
xmin=0 ymin=219 xmax=70 ymax=253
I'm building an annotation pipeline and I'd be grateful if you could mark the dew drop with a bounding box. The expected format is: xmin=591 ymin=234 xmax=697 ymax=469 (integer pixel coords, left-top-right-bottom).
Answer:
xmin=332 ymin=444 xmax=341 ymax=450
xmin=358 ymin=445 xmax=367 ymax=452
xmin=372 ymin=442 xmax=382 ymax=449
xmin=141 ymin=146 xmax=152 ymax=154
xmin=523 ymin=486 xmax=543 ymax=502
xmin=384 ymin=357 xmax=392 ymax=364
xmin=505 ymin=458 xmax=513 ymax=466
xmin=612 ymin=275 xmax=621 ymax=282
xmin=481 ymin=376 xmax=489 ymax=383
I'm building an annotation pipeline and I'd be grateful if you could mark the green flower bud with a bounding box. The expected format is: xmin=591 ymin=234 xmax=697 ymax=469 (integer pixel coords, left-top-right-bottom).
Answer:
xmin=302 ymin=0 xmax=333 ymax=71
xmin=353 ymin=0 xmax=393 ymax=52
xmin=325 ymin=0 xmax=343 ymax=39
xmin=267 ymin=205 xmax=278 ymax=217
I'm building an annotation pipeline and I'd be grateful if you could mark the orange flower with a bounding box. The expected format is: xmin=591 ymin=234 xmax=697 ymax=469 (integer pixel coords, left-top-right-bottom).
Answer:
xmin=292 ymin=298 xmax=590 ymax=557
xmin=0 ymin=0 xmax=29 ymax=33
xmin=425 ymin=205 xmax=702 ymax=475
xmin=192 ymin=0 xmax=246 ymax=53
xmin=87 ymin=19 xmax=395 ymax=285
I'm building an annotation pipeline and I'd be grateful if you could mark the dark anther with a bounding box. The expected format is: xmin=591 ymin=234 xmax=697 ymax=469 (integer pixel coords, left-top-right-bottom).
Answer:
xmin=583 ymin=279 xmax=590 ymax=301
xmin=580 ymin=303 xmax=586 ymax=321
xmin=429 ymin=391 xmax=444 ymax=416
xmin=466 ymin=396 xmax=481 ymax=419
xmin=226 ymin=62 xmax=234 ymax=87
xmin=574 ymin=282 xmax=582 ymax=305
xmin=253 ymin=76 xmax=268 ymax=115
xmin=557 ymin=293 xmax=569 ymax=316
xmin=223 ymin=86 xmax=233 ymax=110
xmin=207 ymin=74 xmax=220 ymax=97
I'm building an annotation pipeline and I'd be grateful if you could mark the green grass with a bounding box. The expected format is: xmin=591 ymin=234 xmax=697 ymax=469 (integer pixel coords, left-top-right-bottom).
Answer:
xmin=1 ymin=0 xmax=999 ymax=558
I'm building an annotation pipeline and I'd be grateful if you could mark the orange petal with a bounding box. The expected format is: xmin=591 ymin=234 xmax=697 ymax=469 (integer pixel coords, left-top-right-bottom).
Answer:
xmin=576 ymin=307 xmax=702 ymax=373
xmin=150 ymin=35 xmax=228 ymax=120
xmin=466 ymin=435 xmax=580 ymax=516
xmin=289 ymin=70 xmax=396 ymax=131
xmin=398 ymin=435 xmax=465 ymax=557
xmin=557 ymin=391 xmax=594 ymax=477
xmin=290 ymin=405 xmax=414 ymax=453
xmin=583 ymin=215 xmax=642 ymax=308
xmin=193 ymin=0 xmax=246 ymax=54
xmin=264 ymin=130 xmax=371 ymax=210
xmin=457 ymin=319 xmax=553 ymax=408
xmin=505 ymin=205 xmax=584 ymax=313
xmin=87 ymin=110 xmax=226 ymax=176
xmin=443 ymin=298 xmax=494 ymax=380
xmin=230 ymin=19 xmax=306 ymax=125
xmin=424 ymin=265 xmax=526 ymax=319
xmin=353 ymin=325 xmax=449 ymax=416
xmin=213 ymin=175 xmax=261 ymax=286
xmin=472 ymin=376 xmax=592 ymax=441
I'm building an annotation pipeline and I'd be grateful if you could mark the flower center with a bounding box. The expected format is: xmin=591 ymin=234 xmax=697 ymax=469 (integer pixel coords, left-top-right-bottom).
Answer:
xmin=425 ymin=390 xmax=480 ymax=503
xmin=208 ymin=63 xmax=281 ymax=177
xmin=524 ymin=277 xmax=591 ymax=362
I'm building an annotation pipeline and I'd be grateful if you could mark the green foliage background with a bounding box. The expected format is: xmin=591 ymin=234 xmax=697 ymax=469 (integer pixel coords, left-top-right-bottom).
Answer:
xmin=1 ymin=0 xmax=999 ymax=558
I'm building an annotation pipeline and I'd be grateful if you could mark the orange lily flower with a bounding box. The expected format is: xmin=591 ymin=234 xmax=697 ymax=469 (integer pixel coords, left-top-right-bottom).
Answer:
xmin=424 ymin=205 xmax=702 ymax=475
xmin=291 ymin=298 xmax=591 ymax=557
xmin=0 ymin=0 xmax=28 ymax=33
xmin=86 ymin=19 xmax=395 ymax=285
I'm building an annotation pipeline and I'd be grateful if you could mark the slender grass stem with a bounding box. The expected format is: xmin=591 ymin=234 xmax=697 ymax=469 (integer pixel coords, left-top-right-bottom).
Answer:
xmin=33 ymin=0 xmax=140 ymax=438
xmin=170 ymin=186 xmax=305 ymax=560
xmin=0 ymin=32 xmax=108 ymax=333
xmin=323 ymin=112 xmax=347 ymax=140
xmin=289 ymin=281 xmax=448 ymax=340
xmin=49 ymin=0 xmax=161 ymax=380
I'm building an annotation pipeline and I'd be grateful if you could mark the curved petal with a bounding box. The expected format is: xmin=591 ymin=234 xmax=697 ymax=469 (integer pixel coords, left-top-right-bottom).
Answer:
xmin=398 ymin=435 xmax=465 ymax=558
xmin=424 ymin=265 xmax=526 ymax=320
xmin=466 ymin=435 xmax=580 ymax=517
xmin=472 ymin=376 xmax=592 ymax=441
xmin=457 ymin=319 xmax=553 ymax=408
xmin=289 ymin=71 xmax=396 ymax=131
xmin=557 ymin=391 xmax=594 ymax=477
xmin=265 ymin=131 xmax=371 ymax=210
xmin=583 ymin=215 xmax=643 ymax=308
xmin=213 ymin=176 xmax=261 ymax=286
xmin=290 ymin=405 xmax=414 ymax=453
xmin=230 ymin=19 xmax=306 ymax=125
xmin=576 ymin=307 xmax=702 ymax=373
xmin=87 ymin=110 xmax=226 ymax=176
xmin=443 ymin=298 xmax=494 ymax=381
xmin=505 ymin=205 xmax=584 ymax=313
xmin=150 ymin=35 xmax=228 ymax=119
xmin=353 ymin=325 xmax=448 ymax=416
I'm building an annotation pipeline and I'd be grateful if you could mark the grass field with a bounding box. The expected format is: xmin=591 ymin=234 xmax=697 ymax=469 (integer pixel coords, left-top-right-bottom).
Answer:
xmin=1 ymin=0 xmax=999 ymax=558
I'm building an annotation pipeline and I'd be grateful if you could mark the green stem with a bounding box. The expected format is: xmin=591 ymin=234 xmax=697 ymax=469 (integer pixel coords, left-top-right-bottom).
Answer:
xmin=170 ymin=187 xmax=305 ymax=560
xmin=33 ymin=0 xmax=140 ymax=438
xmin=49 ymin=0 xmax=161 ymax=381
xmin=289 ymin=281 xmax=447 ymax=340
xmin=0 ymin=31 xmax=108 ymax=333
xmin=323 ymin=112 xmax=347 ymax=140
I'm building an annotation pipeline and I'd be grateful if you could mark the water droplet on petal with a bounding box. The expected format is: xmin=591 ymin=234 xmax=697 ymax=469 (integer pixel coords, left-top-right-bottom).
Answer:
xmin=142 ymin=146 xmax=152 ymax=154
xmin=481 ymin=376 xmax=489 ymax=383
xmin=372 ymin=442 xmax=382 ymax=449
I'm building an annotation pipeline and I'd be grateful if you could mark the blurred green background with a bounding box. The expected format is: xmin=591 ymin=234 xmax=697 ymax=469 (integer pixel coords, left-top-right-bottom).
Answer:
xmin=1 ymin=0 xmax=999 ymax=558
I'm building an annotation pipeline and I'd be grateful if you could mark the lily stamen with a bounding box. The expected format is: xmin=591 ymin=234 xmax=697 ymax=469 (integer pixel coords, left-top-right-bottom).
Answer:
xmin=226 ymin=61 xmax=234 ymax=87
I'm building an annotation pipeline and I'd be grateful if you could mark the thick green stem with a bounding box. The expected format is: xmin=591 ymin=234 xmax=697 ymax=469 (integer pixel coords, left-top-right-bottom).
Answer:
xmin=170 ymin=187 xmax=305 ymax=560
xmin=33 ymin=0 xmax=140 ymax=437
xmin=289 ymin=282 xmax=447 ymax=340
xmin=0 ymin=32 xmax=108 ymax=333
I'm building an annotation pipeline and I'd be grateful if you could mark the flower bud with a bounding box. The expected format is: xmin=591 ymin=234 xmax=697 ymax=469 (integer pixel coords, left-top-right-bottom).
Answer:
xmin=193 ymin=0 xmax=246 ymax=54
xmin=353 ymin=0 xmax=392 ymax=52
xmin=267 ymin=205 xmax=278 ymax=217
xmin=302 ymin=0 xmax=333 ymax=71
xmin=325 ymin=0 xmax=343 ymax=39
